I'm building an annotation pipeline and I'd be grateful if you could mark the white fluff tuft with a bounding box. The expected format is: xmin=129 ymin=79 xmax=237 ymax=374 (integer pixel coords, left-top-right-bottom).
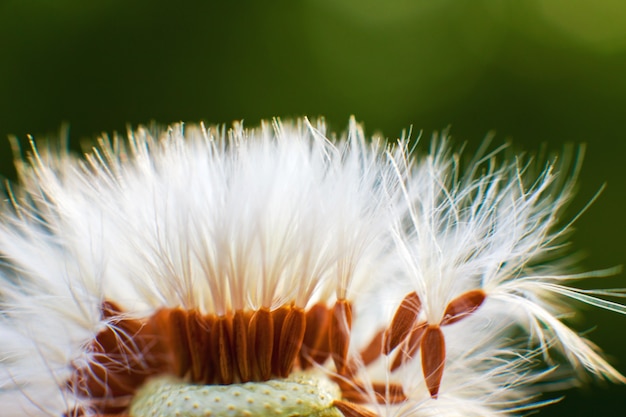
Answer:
xmin=387 ymin=130 xmax=626 ymax=404
xmin=0 ymin=118 xmax=399 ymax=415
xmin=0 ymin=119 xmax=623 ymax=416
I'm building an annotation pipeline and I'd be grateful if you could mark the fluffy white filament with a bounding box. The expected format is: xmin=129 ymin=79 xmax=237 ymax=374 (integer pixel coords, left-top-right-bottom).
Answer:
xmin=0 ymin=118 xmax=623 ymax=417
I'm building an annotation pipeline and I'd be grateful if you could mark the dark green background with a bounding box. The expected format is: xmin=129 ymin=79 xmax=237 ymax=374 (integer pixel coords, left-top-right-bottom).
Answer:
xmin=1 ymin=1 xmax=624 ymax=414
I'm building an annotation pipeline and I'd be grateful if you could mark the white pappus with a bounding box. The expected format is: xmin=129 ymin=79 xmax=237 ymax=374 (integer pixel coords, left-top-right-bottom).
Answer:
xmin=0 ymin=117 xmax=623 ymax=417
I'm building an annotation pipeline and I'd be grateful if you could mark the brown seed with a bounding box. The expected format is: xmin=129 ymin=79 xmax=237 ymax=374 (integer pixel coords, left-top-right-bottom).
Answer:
xmin=356 ymin=328 xmax=385 ymax=368
xmin=277 ymin=306 xmax=306 ymax=377
xmin=336 ymin=378 xmax=407 ymax=405
xmin=441 ymin=289 xmax=486 ymax=326
xmin=232 ymin=310 xmax=250 ymax=382
xmin=421 ymin=325 xmax=446 ymax=398
xmin=300 ymin=303 xmax=331 ymax=368
xmin=333 ymin=400 xmax=378 ymax=417
xmin=383 ymin=291 xmax=421 ymax=354
xmin=270 ymin=306 xmax=290 ymax=376
xmin=211 ymin=316 xmax=234 ymax=385
xmin=390 ymin=321 xmax=426 ymax=372
xmin=247 ymin=308 xmax=274 ymax=380
xmin=329 ymin=299 xmax=352 ymax=374
xmin=186 ymin=310 xmax=212 ymax=382
xmin=166 ymin=308 xmax=192 ymax=377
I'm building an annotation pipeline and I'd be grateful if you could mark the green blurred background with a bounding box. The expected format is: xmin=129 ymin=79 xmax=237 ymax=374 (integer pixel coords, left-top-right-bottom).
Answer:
xmin=1 ymin=0 xmax=624 ymax=414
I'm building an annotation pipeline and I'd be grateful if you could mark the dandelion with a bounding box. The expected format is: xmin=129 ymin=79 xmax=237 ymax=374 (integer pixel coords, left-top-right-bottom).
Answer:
xmin=0 ymin=118 xmax=623 ymax=417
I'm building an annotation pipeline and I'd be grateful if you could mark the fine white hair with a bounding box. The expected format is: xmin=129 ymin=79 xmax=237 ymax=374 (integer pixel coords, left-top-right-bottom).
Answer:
xmin=0 ymin=118 xmax=623 ymax=416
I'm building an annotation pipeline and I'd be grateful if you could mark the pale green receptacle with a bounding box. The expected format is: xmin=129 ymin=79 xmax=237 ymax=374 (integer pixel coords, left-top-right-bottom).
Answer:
xmin=129 ymin=372 xmax=345 ymax=417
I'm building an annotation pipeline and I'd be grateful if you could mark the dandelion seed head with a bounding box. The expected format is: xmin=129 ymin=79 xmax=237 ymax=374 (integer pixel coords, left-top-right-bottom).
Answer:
xmin=0 ymin=118 xmax=623 ymax=417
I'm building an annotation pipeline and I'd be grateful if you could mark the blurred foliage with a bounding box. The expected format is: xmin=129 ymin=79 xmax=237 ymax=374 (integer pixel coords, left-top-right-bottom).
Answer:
xmin=0 ymin=0 xmax=625 ymax=414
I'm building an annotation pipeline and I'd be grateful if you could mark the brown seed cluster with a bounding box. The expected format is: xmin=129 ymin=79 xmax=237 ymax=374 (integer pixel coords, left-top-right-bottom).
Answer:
xmin=381 ymin=289 xmax=486 ymax=397
xmin=67 ymin=299 xmax=357 ymax=416
xmin=66 ymin=289 xmax=485 ymax=417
